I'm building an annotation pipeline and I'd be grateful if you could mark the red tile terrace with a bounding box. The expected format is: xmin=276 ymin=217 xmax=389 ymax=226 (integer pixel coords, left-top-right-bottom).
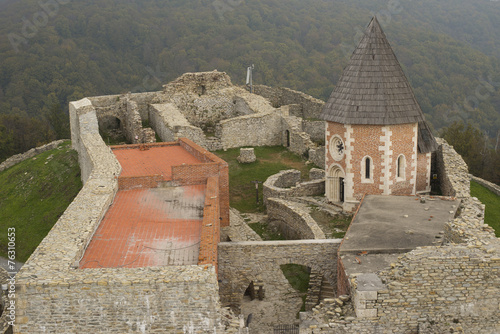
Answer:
xmin=79 ymin=138 xmax=228 ymax=270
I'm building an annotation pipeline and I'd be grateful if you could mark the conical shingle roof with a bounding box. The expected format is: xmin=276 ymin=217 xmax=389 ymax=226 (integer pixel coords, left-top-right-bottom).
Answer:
xmin=321 ymin=17 xmax=437 ymax=152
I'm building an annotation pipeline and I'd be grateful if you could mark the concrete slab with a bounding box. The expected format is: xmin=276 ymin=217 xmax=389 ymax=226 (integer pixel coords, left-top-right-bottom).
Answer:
xmin=341 ymin=253 xmax=400 ymax=277
xmin=340 ymin=195 xmax=459 ymax=254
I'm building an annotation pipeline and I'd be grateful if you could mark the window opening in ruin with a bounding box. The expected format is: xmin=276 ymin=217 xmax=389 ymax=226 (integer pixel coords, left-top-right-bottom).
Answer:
xmin=244 ymin=281 xmax=257 ymax=301
xmin=285 ymin=130 xmax=290 ymax=147
xmin=197 ymin=85 xmax=207 ymax=96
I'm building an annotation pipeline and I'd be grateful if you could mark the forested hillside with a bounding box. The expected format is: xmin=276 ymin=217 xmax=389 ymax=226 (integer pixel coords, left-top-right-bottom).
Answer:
xmin=0 ymin=0 xmax=499 ymax=165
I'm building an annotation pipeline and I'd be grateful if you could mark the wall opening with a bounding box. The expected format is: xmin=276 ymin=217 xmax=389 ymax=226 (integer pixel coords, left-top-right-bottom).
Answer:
xmin=197 ymin=85 xmax=207 ymax=96
xmin=285 ymin=130 xmax=290 ymax=147
xmin=326 ymin=165 xmax=345 ymax=203
xmin=98 ymin=116 xmax=128 ymax=145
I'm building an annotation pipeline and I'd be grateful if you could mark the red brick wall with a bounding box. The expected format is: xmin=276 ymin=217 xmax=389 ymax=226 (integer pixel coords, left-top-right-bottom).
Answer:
xmin=198 ymin=176 xmax=220 ymax=273
xmin=112 ymin=141 xmax=178 ymax=151
xmin=337 ymin=256 xmax=350 ymax=296
xmin=416 ymin=152 xmax=429 ymax=192
xmin=326 ymin=122 xmax=422 ymax=200
xmin=177 ymin=138 xmax=230 ymax=227
xmin=325 ymin=122 xmax=347 ymax=173
xmin=118 ymin=175 xmax=164 ymax=190
xmin=113 ymin=139 xmax=230 ymax=227
xmin=389 ymin=123 xmax=416 ymax=195
xmin=350 ymin=124 xmax=385 ymax=200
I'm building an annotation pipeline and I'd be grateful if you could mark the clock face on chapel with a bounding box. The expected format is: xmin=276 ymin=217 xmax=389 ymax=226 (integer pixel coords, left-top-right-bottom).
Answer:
xmin=330 ymin=136 xmax=345 ymax=161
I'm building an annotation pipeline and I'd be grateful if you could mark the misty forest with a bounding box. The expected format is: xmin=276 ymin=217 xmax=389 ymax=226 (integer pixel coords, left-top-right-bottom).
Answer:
xmin=0 ymin=0 xmax=499 ymax=182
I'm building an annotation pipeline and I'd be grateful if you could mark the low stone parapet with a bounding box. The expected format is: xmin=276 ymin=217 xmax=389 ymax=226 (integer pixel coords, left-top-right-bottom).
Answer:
xmin=470 ymin=174 xmax=500 ymax=196
xmin=0 ymin=139 xmax=66 ymax=172
xmin=267 ymin=198 xmax=326 ymax=240
xmin=263 ymin=169 xmax=325 ymax=206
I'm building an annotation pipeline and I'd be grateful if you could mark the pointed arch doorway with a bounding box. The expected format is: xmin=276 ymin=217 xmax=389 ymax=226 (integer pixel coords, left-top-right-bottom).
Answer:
xmin=326 ymin=165 xmax=345 ymax=203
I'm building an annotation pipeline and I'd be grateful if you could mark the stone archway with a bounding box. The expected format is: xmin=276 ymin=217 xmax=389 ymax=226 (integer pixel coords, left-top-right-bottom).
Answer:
xmin=326 ymin=165 xmax=345 ymax=203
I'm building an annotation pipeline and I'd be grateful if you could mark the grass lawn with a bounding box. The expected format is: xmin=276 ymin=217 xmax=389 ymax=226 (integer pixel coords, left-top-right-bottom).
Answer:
xmin=214 ymin=146 xmax=315 ymax=212
xmin=470 ymin=180 xmax=500 ymax=237
xmin=0 ymin=141 xmax=82 ymax=262
xmin=247 ymin=221 xmax=285 ymax=240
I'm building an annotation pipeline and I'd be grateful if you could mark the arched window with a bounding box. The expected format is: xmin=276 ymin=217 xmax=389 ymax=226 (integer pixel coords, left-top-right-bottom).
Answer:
xmin=397 ymin=155 xmax=405 ymax=179
xmin=361 ymin=156 xmax=373 ymax=183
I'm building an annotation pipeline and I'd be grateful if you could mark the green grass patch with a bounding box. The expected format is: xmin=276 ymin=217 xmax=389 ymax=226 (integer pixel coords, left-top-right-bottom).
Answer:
xmin=470 ymin=180 xmax=500 ymax=237
xmin=214 ymin=146 xmax=315 ymax=212
xmin=281 ymin=264 xmax=311 ymax=293
xmin=248 ymin=222 xmax=285 ymax=241
xmin=309 ymin=208 xmax=352 ymax=239
xmin=0 ymin=141 xmax=83 ymax=262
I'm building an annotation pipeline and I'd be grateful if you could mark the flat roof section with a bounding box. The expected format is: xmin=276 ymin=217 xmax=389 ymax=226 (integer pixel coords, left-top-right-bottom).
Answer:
xmin=340 ymin=195 xmax=460 ymax=254
xmin=112 ymin=144 xmax=203 ymax=180
xmin=80 ymin=185 xmax=206 ymax=269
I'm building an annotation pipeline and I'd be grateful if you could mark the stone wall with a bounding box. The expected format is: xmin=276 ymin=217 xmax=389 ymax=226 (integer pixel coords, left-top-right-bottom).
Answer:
xmin=253 ymin=85 xmax=325 ymax=119
xmin=218 ymin=239 xmax=341 ymax=310
xmin=0 ymin=139 xmax=66 ymax=172
xmin=470 ymin=175 xmax=500 ymax=196
xmin=435 ymin=137 xmax=470 ymax=198
xmin=302 ymin=119 xmax=325 ymax=145
xmin=308 ymin=146 xmax=326 ymax=169
xmin=15 ymin=99 xmax=232 ymax=333
xmin=282 ymin=116 xmax=316 ymax=157
xmin=149 ymin=103 xmax=207 ymax=147
xmin=267 ymin=198 xmax=326 ymax=240
xmin=263 ymin=169 xmax=325 ymax=206
xmin=219 ymin=111 xmax=282 ymax=150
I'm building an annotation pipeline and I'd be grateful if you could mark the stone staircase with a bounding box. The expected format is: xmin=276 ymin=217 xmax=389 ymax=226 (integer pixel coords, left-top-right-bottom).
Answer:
xmin=319 ymin=276 xmax=336 ymax=301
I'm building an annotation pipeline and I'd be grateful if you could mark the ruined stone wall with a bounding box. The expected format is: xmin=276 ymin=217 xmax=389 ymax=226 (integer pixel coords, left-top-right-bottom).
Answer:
xmin=435 ymin=137 xmax=470 ymax=198
xmin=267 ymin=198 xmax=326 ymax=240
xmin=15 ymin=99 xmax=229 ymax=334
xmin=282 ymin=116 xmax=316 ymax=157
xmin=253 ymin=85 xmax=325 ymax=119
xmin=219 ymin=111 xmax=282 ymax=150
xmin=302 ymin=119 xmax=325 ymax=145
xmin=263 ymin=169 xmax=325 ymax=207
xmin=309 ymin=146 xmax=326 ymax=169
xmin=218 ymin=239 xmax=341 ymax=310
xmin=149 ymin=103 xmax=207 ymax=147
xmin=0 ymin=139 xmax=66 ymax=172
xmin=89 ymin=92 xmax=159 ymax=120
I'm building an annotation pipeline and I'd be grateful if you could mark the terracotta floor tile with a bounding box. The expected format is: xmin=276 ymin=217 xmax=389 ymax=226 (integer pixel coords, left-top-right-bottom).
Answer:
xmin=80 ymin=185 xmax=206 ymax=269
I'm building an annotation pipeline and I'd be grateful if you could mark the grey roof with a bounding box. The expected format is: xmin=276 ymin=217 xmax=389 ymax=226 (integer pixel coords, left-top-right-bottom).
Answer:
xmin=320 ymin=17 xmax=437 ymax=153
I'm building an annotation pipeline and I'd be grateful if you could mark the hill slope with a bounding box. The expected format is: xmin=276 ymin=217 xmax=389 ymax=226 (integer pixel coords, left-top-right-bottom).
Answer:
xmin=0 ymin=141 xmax=82 ymax=262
